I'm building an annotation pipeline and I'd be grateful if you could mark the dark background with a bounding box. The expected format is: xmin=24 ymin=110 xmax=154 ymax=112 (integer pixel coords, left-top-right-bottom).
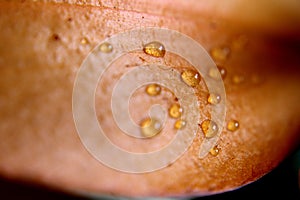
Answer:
xmin=0 ymin=148 xmax=299 ymax=200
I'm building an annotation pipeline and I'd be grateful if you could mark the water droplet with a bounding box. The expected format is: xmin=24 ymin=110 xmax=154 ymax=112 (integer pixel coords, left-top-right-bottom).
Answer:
xmin=227 ymin=120 xmax=239 ymax=132
xmin=210 ymin=46 xmax=230 ymax=62
xmin=174 ymin=120 xmax=186 ymax=129
xmin=201 ymin=119 xmax=219 ymax=138
xmin=218 ymin=66 xmax=227 ymax=79
xmin=208 ymin=68 xmax=220 ymax=80
xmin=210 ymin=145 xmax=220 ymax=156
xmin=207 ymin=93 xmax=221 ymax=105
xmin=145 ymin=84 xmax=161 ymax=96
xmin=80 ymin=37 xmax=89 ymax=45
xmin=99 ymin=42 xmax=113 ymax=53
xmin=143 ymin=41 xmax=166 ymax=57
xmin=169 ymin=103 xmax=183 ymax=119
xmin=140 ymin=118 xmax=161 ymax=137
xmin=181 ymin=69 xmax=201 ymax=87
xmin=208 ymin=66 xmax=227 ymax=80
xmin=232 ymin=74 xmax=245 ymax=84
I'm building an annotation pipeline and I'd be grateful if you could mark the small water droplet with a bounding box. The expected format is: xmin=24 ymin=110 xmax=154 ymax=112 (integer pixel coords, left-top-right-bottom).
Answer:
xmin=80 ymin=37 xmax=89 ymax=45
xmin=140 ymin=118 xmax=161 ymax=137
xmin=143 ymin=41 xmax=166 ymax=57
xmin=207 ymin=93 xmax=221 ymax=105
xmin=181 ymin=69 xmax=201 ymax=87
xmin=208 ymin=68 xmax=220 ymax=80
xmin=210 ymin=145 xmax=220 ymax=156
xmin=218 ymin=66 xmax=227 ymax=79
xmin=99 ymin=42 xmax=113 ymax=53
xmin=208 ymin=66 xmax=227 ymax=80
xmin=201 ymin=119 xmax=219 ymax=138
xmin=210 ymin=46 xmax=230 ymax=62
xmin=169 ymin=103 xmax=183 ymax=119
xmin=174 ymin=120 xmax=186 ymax=129
xmin=227 ymin=120 xmax=239 ymax=132
xmin=145 ymin=84 xmax=161 ymax=96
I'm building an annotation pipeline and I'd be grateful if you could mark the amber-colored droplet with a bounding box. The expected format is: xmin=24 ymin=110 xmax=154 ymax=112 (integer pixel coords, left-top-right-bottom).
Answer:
xmin=201 ymin=119 xmax=219 ymax=138
xmin=232 ymin=74 xmax=245 ymax=84
xmin=145 ymin=84 xmax=161 ymax=96
xmin=218 ymin=66 xmax=227 ymax=79
xmin=210 ymin=145 xmax=220 ymax=156
xmin=140 ymin=118 xmax=161 ymax=137
xmin=208 ymin=66 xmax=227 ymax=80
xmin=210 ymin=46 xmax=230 ymax=62
xmin=169 ymin=104 xmax=183 ymax=119
xmin=99 ymin=42 xmax=113 ymax=53
xmin=143 ymin=41 xmax=166 ymax=57
xmin=174 ymin=120 xmax=186 ymax=129
xmin=181 ymin=69 xmax=201 ymax=87
xmin=227 ymin=120 xmax=239 ymax=132
xmin=208 ymin=68 xmax=220 ymax=80
xmin=80 ymin=37 xmax=89 ymax=45
xmin=207 ymin=93 xmax=221 ymax=105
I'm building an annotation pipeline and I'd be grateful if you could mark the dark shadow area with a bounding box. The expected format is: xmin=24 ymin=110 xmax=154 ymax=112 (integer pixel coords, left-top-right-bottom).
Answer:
xmin=193 ymin=148 xmax=300 ymax=200
xmin=0 ymin=177 xmax=86 ymax=200
xmin=0 ymin=148 xmax=299 ymax=200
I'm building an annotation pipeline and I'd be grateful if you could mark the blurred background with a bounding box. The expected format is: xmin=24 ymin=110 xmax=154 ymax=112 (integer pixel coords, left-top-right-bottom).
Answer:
xmin=0 ymin=147 xmax=299 ymax=200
